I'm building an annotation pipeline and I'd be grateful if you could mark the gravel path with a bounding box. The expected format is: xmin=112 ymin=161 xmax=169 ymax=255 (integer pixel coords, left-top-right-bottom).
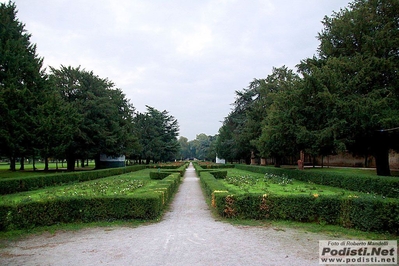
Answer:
xmin=0 ymin=163 xmax=325 ymax=265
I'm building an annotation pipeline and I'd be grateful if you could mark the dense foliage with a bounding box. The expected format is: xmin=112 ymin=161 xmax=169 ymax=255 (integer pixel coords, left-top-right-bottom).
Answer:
xmin=0 ymin=2 xmax=47 ymax=171
xmin=178 ymin=134 xmax=217 ymax=161
xmin=215 ymin=0 xmax=399 ymax=175
xmin=0 ymin=2 xmax=180 ymax=170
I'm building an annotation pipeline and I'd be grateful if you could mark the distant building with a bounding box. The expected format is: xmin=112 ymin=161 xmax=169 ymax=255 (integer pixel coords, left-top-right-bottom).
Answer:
xmin=216 ymin=156 xmax=225 ymax=164
xmin=99 ymin=154 xmax=125 ymax=168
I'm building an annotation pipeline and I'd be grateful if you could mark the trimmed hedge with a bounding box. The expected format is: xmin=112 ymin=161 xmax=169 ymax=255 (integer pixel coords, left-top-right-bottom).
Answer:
xmin=212 ymin=192 xmax=399 ymax=234
xmin=149 ymin=163 xmax=189 ymax=180
xmin=210 ymin=171 xmax=227 ymax=179
xmin=193 ymin=162 xmax=235 ymax=169
xmin=0 ymin=172 xmax=182 ymax=231
xmin=235 ymin=164 xmax=399 ymax=198
xmin=0 ymin=165 xmax=147 ymax=195
xmin=150 ymin=162 xmax=187 ymax=169
xmin=150 ymin=172 xmax=173 ymax=180
xmin=149 ymin=169 xmax=186 ymax=180
xmin=1 ymin=195 xmax=161 ymax=231
xmin=200 ymin=167 xmax=399 ymax=234
xmin=198 ymin=171 xmax=229 ymax=197
xmin=194 ymin=170 xmax=227 ymax=179
xmin=193 ymin=162 xmax=228 ymax=179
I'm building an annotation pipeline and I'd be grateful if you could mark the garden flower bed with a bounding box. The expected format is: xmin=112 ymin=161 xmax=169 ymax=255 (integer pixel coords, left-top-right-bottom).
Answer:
xmin=0 ymin=165 xmax=187 ymax=231
xmin=196 ymin=163 xmax=399 ymax=234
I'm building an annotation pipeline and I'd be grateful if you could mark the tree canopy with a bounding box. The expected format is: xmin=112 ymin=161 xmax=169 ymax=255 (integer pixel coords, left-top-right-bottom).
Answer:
xmin=49 ymin=65 xmax=138 ymax=170
xmin=0 ymin=1 xmax=47 ymax=170
xmin=216 ymin=0 xmax=399 ymax=175
xmin=0 ymin=2 xmax=181 ymax=170
xmin=132 ymin=106 xmax=180 ymax=164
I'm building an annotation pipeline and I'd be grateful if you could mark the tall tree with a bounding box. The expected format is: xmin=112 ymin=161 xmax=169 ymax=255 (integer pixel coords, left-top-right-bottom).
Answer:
xmin=191 ymin=134 xmax=214 ymax=161
xmin=35 ymin=89 xmax=80 ymax=171
xmin=215 ymin=120 xmax=239 ymax=163
xmin=49 ymin=65 xmax=136 ymax=170
xmin=134 ymin=106 xmax=179 ymax=163
xmin=298 ymin=0 xmax=399 ymax=175
xmin=254 ymin=66 xmax=302 ymax=166
xmin=216 ymin=83 xmax=259 ymax=163
xmin=178 ymin=136 xmax=190 ymax=160
xmin=0 ymin=1 xmax=47 ymax=170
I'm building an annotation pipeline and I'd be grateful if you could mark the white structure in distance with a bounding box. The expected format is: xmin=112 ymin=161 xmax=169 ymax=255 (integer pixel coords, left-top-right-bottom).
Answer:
xmin=216 ymin=156 xmax=225 ymax=164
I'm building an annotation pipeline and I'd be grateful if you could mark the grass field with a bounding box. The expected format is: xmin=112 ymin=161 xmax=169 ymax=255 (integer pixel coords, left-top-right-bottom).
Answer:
xmin=222 ymin=168 xmax=385 ymax=199
xmin=0 ymin=168 xmax=154 ymax=204
xmin=0 ymin=164 xmax=397 ymax=241
xmin=0 ymin=162 xmax=96 ymax=180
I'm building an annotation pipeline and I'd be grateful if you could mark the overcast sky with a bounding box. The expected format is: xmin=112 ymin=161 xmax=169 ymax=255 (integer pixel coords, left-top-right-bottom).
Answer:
xmin=9 ymin=0 xmax=351 ymax=140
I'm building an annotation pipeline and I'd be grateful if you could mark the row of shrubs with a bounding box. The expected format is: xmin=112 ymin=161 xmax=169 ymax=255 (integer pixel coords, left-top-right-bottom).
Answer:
xmin=195 ymin=163 xmax=399 ymax=234
xmin=211 ymin=191 xmax=399 ymax=234
xmin=150 ymin=162 xmax=187 ymax=169
xmin=235 ymin=164 xmax=399 ymax=198
xmin=194 ymin=170 xmax=227 ymax=179
xmin=195 ymin=162 xmax=235 ymax=169
xmin=0 ymin=172 xmax=182 ymax=231
xmin=0 ymin=165 xmax=147 ymax=195
xmin=149 ymin=167 xmax=187 ymax=180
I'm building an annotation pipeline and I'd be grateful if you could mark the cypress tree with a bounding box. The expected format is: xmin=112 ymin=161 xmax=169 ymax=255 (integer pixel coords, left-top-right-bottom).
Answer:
xmin=0 ymin=1 xmax=47 ymax=170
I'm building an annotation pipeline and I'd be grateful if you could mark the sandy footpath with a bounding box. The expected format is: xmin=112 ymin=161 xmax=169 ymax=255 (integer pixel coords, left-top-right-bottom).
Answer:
xmin=0 ymin=163 xmax=329 ymax=266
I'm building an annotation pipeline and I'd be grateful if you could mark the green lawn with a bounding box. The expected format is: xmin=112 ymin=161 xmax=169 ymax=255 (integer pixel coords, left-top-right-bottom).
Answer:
xmin=0 ymin=162 xmax=95 ymax=180
xmin=222 ymin=168 xmax=378 ymax=198
xmin=1 ymin=169 xmax=154 ymax=204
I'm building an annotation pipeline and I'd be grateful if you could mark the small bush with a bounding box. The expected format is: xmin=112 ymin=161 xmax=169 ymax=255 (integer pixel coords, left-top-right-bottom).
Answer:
xmin=210 ymin=171 xmax=227 ymax=179
xmin=149 ymin=172 xmax=171 ymax=180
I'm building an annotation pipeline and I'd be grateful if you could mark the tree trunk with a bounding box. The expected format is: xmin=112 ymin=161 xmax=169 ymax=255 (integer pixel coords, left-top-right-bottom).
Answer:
xmin=44 ymin=157 xmax=49 ymax=171
xmin=274 ymin=156 xmax=281 ymax=167
xmin=66 ymin=154 xmax=75 ymax=171
xmin=9 ymin=157 xmax=16 ymax=171
xmin=80 ymin=158 xmax=85 ymax=168
xmin=375 ymin=148 xmax=391 ymax=176
xmin=374 ymin=131 xmax=391 ymax=176
xmin=94 ymin=154 xmax=101 ymax=169
xmin=20 ymin=156 xmax=25 ymax=170
xmin=33 ymin=154 xmax=36 ymax=171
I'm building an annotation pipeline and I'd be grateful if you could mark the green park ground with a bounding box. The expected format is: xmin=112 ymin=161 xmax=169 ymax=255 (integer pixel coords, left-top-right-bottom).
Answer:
xmin=0 ymin=161 xmax=398 ymax=242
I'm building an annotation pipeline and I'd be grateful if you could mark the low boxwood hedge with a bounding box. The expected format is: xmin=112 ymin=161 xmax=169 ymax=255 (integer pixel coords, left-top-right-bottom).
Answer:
xmin=193 ymin=162 xmax=228 ymax=179
xmin=200 ymin=168 xmax=399 ymax=234
xmin=149 ymin=165 xmax=187 ymax=180
xmin=210 ymin=170 xmax=227 ymax=179
xmin=0 ymin=195 xmax=161 ymax=230
xmin=150 ymin=162 xmax=189 ymax=180
xmin=212 ymin=192 xmax=399 ymax=234
xmin=150 ymin=172 xmax=173 ymax=180
xmin=0 ymin=172 xmax=182 ymax=231
xmin=198 ymin=171 xmax=229 ymax=197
